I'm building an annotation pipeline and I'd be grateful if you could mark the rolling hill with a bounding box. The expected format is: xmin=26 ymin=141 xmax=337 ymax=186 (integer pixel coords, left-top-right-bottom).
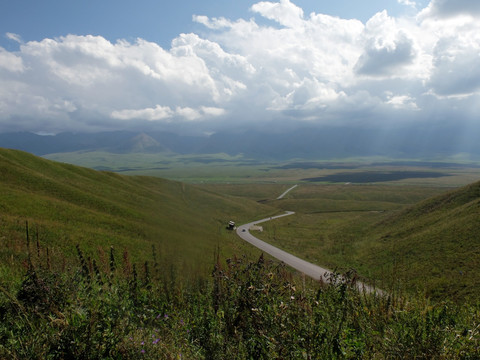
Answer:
xmin=0 ymin=148 xmax=275 ymax=279
xmin=356 ymin=180 xmax=480 ymax=300
xmin=2 ymin=147 xmax=479 ymax=301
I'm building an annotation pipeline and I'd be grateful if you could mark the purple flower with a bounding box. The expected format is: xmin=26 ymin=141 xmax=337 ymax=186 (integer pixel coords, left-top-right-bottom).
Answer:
xmin=152 ymin=338 xmax=160 ymax=344
xmin=141 ymin=349 xmax=145 ymax=354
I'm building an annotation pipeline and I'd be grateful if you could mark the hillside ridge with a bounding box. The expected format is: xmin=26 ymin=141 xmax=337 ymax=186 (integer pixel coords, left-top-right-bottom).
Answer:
xmin=0 ymin=148 xmax=274 ymax=277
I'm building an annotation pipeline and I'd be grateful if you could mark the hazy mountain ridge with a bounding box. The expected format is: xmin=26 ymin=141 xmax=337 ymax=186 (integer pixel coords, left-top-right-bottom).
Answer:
xmin=1 ymin=125 xmax=480 ymax=160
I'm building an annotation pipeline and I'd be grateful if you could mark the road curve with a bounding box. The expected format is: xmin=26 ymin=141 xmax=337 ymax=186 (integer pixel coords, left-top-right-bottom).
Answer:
xmin=236 ymin=212 xmax=381 ymax=294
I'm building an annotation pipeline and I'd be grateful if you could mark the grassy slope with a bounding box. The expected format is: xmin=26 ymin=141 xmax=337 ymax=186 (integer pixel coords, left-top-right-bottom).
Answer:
xmin=0 ymin=148 xmax=276 ymax=279
xmin=357 ymin=180 xmax=480 ymax=300
xmin=256 ymin=182 xmax=480 ymax=301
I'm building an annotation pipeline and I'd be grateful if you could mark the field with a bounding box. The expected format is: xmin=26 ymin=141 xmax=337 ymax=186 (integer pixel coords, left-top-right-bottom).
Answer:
xmin=44 ymin=151 xmax=480 ymax=185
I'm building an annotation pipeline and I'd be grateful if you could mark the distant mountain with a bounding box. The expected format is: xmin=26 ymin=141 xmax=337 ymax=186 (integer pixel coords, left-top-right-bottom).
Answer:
xmin=1 ymin=125 xmax=480 ymax=159
xmin=0 ymin=131 xmax=136 ymax=155
xmin=117 ymin=133 xmax=167 ymax=153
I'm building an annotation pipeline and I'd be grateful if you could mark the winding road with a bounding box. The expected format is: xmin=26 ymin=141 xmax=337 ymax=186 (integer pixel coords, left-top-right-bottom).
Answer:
xmin=236 ymin=187 xmax=381 ymax=294
xmin=276 ymin=184 xmax=298 ymax=199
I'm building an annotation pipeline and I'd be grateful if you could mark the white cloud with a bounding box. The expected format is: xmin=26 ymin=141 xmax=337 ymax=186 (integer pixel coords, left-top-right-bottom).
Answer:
xmin=398 ymin=0 xmax=417 ymax=8
xmin=420 ymin=0 xmax=480 ymax=18
xmin=386 ymin=94 xmax=419 ymax=110
xmin=111 ymin=104 xmax=225 ymax=122
xmin=0 ymin=47 xmax=24 ymax=72
xmin=111 ymin=105 xmax=174 ymax=121
xmin=251 ymin=0 xmax=304 ymax=28
xmin=200 ymin=106 xmax=226 ymax=117
xmin=5 ymin=32 xmax=23 ymax=43
xmin=355 ymin=11 xmax=417 ymax=77
xmin=192 ymin=15 xmax=233 ymax=30
xmin=0 ymin=0 xmax=479 ymax=134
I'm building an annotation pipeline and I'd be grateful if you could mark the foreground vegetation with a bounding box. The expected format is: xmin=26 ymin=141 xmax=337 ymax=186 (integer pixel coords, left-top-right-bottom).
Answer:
xmin=1 ymin=239 xmax=479 ymax=359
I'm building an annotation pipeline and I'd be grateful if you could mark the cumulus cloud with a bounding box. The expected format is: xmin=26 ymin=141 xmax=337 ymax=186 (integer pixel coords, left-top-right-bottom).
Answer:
xmin=420 ymin=0 xmax=480 ymax=18
xmin=428 ymin=38 xmax=480 ymax=95
xmin=0 ymin=47 xmax=24 ymax=72
xmin=355 ymin=11 xmax=417 ymax=77
xmin=0 ymin=0 xmax=479 ymax=134
xmin=251 ymin=0 xmax=304 ymax=28
xmin=111 ymin=105 xmax=174 ymax=121
xmin=111 ymin=105 xmax=225 ymax=122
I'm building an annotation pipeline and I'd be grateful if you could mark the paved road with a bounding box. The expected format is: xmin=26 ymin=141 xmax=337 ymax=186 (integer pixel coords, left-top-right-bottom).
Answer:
xmin=236 ymin=211 xmax=381 ymax=294
xmin=277 ymin=184 xmax=298 ymax=199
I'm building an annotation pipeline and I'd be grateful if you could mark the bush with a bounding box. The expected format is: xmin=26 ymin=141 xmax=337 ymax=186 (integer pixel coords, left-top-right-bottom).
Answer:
xmin=0 ymin=243 xmax=479 ymax=359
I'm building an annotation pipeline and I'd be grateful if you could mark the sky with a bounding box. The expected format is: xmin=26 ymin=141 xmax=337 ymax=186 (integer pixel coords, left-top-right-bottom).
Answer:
xmin=0 ymin=0 xmax=479 ymax=137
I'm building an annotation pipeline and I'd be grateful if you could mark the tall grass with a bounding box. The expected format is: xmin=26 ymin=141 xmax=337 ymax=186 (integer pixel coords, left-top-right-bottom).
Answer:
xmin=1 ymin=229 xmax=479 ymax=359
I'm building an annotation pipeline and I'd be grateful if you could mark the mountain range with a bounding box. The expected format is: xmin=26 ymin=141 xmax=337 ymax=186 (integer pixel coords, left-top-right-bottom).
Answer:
xmin=1 ymin=125 xmax=479 ymax=160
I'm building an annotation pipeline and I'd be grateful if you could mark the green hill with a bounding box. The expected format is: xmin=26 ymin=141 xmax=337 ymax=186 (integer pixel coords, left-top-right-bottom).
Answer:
xmin=356 ymin=180 xmax=480 ymax=300
xmin=0 ymin=148 xmax=275 ymax=279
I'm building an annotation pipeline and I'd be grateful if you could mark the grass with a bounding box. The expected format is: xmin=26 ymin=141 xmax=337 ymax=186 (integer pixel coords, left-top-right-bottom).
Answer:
xmin=0 ymin=148 xmax=277 ymax=282
xmin=254 ymin=182 xmax=480 ymax=302
xmin=44 ymin=151 xmax=480 ymax=185
xmin=4 ymin=148 xmax=480 ymax=302
xmin=1 ymin=243 xmax=479 ymax=359
xmin=2 ymin=148 xmax=480 ymax=357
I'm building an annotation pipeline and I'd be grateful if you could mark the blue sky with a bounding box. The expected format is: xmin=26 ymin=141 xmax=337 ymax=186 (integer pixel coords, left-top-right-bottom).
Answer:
xmin=1 ymin=0 xmax=427 ymax=49
xmin=0 ymin=0 xmax=479 ymax=138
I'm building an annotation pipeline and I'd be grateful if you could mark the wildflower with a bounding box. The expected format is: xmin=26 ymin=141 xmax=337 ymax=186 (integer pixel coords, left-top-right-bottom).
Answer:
xmin=153 ymin=338 xmax=160 ymax=345
xmin=141 ymin=349 xmax=145 ymax=354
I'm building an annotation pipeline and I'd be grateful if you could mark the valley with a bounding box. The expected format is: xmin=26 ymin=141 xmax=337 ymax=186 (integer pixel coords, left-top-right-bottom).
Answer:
xmin=1 ymin=147 xmax=480 ymax=358
xmin=4 ymin=147 xmax=480 ymax=300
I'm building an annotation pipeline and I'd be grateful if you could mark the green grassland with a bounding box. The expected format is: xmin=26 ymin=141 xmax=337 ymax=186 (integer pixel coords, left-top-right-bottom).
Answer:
xmin=41 ymin=149 xmax=480 ymax=302
xmin=44 ymin=150 xmax=480 ymax=185
xmin=0 ymin=148 xmax=279 ymax=281
xmin=2 ymin=148 xmax=480 ymax=357
xmin=252 ymin=182 xmax=480 ymax=301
